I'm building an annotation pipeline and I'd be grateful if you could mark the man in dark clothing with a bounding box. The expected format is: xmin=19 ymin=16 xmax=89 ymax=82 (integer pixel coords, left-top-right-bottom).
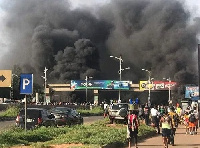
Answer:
xmin=144 ymin=103 xmax=150 ymax=125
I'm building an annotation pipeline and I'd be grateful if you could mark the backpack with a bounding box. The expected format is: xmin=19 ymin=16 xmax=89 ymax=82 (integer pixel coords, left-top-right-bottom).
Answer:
xmin=128 ymin=114 xmax=137 ymax=128
xmin=189 ymin=114 xmax=196 ymax=123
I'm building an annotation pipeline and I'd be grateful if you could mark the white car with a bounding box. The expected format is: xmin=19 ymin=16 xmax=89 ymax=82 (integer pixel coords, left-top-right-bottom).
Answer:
xmin=108 ymin=103 xmax=129 ymax=124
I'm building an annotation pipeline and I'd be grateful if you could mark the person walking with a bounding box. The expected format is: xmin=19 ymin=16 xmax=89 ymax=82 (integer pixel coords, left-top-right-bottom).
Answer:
xmin=159 ymin=105 xmax=165 ymax=116
xmin=188 ymin=110 xmax=197 ymax=135
xmin=127 ymin=110 xmax=140 ymax=148
xmin=150 ymin=105 xmax=160 ymax=134
xmin=183 ymin=111 xmax=189 ymax=134
xmin=160 ymin=112 xmax=173 ymax=148
xmin=144 ymin=103 xmax=150 ymax=125
xmin=104 ymin=105 xmax=109 ymax=118
xmin=138 ymin=105 xmax=144 ymax=120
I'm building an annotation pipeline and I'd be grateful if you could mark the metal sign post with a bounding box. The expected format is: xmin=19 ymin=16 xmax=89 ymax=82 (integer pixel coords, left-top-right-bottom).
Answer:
xmin=24 ymin=95 xmax=27 ymax=131
xmin=20 ymin=74 xmax=33 ymax=132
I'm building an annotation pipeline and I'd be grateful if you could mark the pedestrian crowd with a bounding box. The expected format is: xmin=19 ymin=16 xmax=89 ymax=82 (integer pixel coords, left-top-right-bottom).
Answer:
xmin=127 ymin=102 xmax=199 ymax=148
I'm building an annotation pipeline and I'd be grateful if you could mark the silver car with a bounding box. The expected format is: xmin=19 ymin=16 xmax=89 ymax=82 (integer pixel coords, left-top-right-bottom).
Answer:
xmin=108 ymin=103 xmax=129 ymax=124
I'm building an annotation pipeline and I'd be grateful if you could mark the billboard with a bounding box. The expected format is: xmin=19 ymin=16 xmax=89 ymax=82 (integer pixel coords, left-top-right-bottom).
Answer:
xmin=139 ymin=80 xmax=177 ymax=91
xmin=0 ymin=70 xmax=12 ymax=87
xmin=185 ymin=86 xmax=199 ymax=98
xmin=71 ymin=80 xmax=130 ymax=90
xmin=139 ymin=81 xmax=154 ymax=91
xmin=153 ymin=81 xmax=176 ymax=90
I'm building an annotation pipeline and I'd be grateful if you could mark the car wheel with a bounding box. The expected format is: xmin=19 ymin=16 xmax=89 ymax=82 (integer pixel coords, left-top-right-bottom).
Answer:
xmin=118 ymin=108 xmax=127 ymax=117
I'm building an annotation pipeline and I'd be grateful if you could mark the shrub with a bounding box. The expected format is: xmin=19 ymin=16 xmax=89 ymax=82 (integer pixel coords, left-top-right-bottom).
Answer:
xmin=0 ymin=118 xmax=156 ymax=148
xmin=77 ymin=106 xmax=104 ymax=116
xmin=0 ymin=105 xmax=20 ymax=117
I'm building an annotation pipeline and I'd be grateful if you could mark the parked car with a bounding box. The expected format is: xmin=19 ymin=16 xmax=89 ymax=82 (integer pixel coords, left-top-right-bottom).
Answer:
xmin=108 ymin=103 xmax=129 ymax=124
xmin=49 ymin=107 xmax=83 ymax=126
xmin=16 ymin=108 xmax=56 ymax=130
xmin=2 ymin=99 xmax=18 ymax=104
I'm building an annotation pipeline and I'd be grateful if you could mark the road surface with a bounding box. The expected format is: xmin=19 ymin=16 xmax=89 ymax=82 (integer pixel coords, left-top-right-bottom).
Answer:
xmin=0 ymin=116 xmax=104 ymax=132
xmin=136 ymin=125 xmax=200 ymax=148
xmin=0 ymin=120 xmax=15 ymax=132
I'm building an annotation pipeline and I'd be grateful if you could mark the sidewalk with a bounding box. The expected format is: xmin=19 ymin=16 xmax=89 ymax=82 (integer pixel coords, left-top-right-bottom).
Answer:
xmin=135 ymin=125 xmax=200 ymax=148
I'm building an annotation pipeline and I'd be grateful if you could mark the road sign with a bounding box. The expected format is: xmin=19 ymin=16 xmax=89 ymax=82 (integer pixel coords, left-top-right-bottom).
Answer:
xmin=0 ymin=70 xmax=12 ymax=87
xmin=20 ymin=74 xmax=33 ymax=94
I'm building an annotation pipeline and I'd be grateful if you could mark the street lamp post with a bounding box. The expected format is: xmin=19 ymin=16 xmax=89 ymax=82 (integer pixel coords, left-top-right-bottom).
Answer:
xmin=163 ymin=77 xmax=171 ymax=103
xmin=41 ymin=67 xmax=48 ymax=104
xmin=85 ymin=76 xmax=93 ymax=103
xmin=142 ymin=69 xmax=152 ymax=107
xmin=110 ymin=55 xmax=130 ymax=102
xmin=10 ymin=74 xmax=19 ymax=100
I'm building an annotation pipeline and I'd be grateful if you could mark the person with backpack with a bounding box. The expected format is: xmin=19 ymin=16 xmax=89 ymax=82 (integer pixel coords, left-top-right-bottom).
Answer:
xmin=160 ymin=112 xmax=173 ymax=148
xmin=188 ymin=111 xmax=197 ymax=135
xmin=168 ymin=107 xmax=179 ymax=128
xmin=127 ymin=110 xmax=140 ymax=148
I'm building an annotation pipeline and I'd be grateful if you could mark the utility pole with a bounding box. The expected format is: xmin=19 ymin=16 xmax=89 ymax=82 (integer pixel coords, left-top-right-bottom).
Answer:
xmin=168 ymin=78 xmax=171 ymax=103
xmin=10 ymin=74 xmax=19 ymax=100
xmin=85 ymin=76 xmax=93 ymax=103
xmin=163 ymin=77 xmax=171 ymax=104
xmin=41 ymin=67 xmax=48 ymax=104
xmin=85 ymin=76 xmax=88 ymax=103
xmin=110 ymin=55 xmax=130 ymax=102
xmin=142 ymin=69 xmax=152 ymax=107
xmin=118 ymin=55 xmax=123 ymax=102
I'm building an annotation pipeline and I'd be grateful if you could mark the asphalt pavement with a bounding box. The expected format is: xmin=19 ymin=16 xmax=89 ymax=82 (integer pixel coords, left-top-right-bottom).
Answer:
xmin=0 ymin=120 xmax=15 ymax=132
xmin=0 ymin=116 xmax=104 ymax=132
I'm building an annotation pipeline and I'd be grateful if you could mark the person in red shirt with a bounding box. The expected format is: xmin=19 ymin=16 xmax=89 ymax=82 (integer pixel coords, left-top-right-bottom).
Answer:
xmin=127 ymin=110 xmax=140 ymax=148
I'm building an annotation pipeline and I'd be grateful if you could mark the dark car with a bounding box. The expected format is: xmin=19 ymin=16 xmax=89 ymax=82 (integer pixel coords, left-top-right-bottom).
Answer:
xmin=49 ymin=107 xmax=83 ymax=126
xmin=16 ymin=108 xmax=56 ymax=130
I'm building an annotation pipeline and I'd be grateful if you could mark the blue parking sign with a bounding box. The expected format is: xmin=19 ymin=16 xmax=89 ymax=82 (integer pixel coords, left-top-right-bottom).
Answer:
xmin=20 ymin=74 xmax=33 ymax=94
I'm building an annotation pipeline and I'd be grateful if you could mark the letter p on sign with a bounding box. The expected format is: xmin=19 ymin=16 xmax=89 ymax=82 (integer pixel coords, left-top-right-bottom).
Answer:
xmin=23 ymin=79 xmax=30 ymax=89
xmin=20 ymin=74 xmax=33 ymax=94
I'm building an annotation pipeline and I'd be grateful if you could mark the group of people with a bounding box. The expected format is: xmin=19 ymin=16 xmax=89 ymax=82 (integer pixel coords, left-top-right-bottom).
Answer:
xmin=142 ymin=103 xmax=177 ymax=148
xmin=127 ymin=103 xmax=199 ymax=148
xmin=182 ymin=106 xmax=199 ymax=135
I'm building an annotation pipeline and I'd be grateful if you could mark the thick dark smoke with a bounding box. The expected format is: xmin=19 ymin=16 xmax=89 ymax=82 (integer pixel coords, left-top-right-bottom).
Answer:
xmin=101 ymin=0 xmax=199 ymax=84
xmin=0 ymin=0 xmax=199 ymax=85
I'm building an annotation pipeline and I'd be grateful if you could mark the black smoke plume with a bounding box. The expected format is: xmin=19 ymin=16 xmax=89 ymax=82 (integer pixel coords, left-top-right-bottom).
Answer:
xmin=0 ymin=0 xmax=199 ymax=86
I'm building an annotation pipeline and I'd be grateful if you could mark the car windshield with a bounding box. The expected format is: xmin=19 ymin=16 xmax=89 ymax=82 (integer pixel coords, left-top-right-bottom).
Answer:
xmin=51 ymin=107 xmax=71 ymax=114
xmin=111 ymin=104 xmax=128 ymax=110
